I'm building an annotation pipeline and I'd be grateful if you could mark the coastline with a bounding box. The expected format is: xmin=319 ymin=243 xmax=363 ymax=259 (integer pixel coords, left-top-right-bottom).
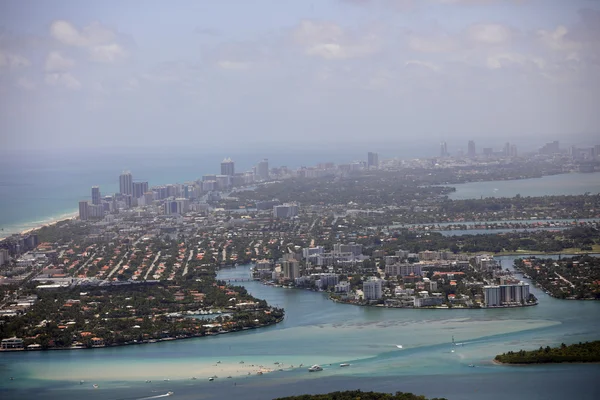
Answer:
xmin=0 ymin=211 xmax=78 ymax=241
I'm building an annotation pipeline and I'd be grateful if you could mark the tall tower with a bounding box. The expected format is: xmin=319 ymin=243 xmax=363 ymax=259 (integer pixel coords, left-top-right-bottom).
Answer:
xmin=78 ymin=201 xmax=89 ymax=221
xmin=257 ymin=158 xmax=269 ymax=180
xmin=440 ymin=142 xmax=448 ymax=158
xmin=91 ymin=186 xmax=101 ymax=205
xmin=467 ymin=140 xmax=476 ymax=158
xmin=221 ymin=158 xmax=235 ymax=176
xmin=119 ymin=171 xmax=133 ymax=196
xmin=367 ymin=152 xmax=379 ymax=169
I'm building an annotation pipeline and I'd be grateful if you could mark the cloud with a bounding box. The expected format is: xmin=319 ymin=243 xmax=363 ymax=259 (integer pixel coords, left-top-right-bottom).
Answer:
xmin=0 ymin=50 xmax=31 ymax=69
xmin=408 ymin=32 xmax=458 ymax=53
xmin=405 ymin=60 xmax=441 ymax=71
xmin=467 ymin=23 xmax=512 ymax=45
xmin=49 ymin=20 xmax=127 ymax=63
xmin=538 ymin=26 xmax=581 ymax=52
xmin=44 ymin=51 xmax=75 ymax=72
xmin=16 ymin=77 xmax=36 ymax=90
xmin=293 ymin=20 xmax=381 ymax=60
xmin=45 ymin=72 xmax=81 ymax=90
xmin=486 ymin=52 xmax=545 ymax=70
xmin=218 ymin=60 xmax=251 ymax=70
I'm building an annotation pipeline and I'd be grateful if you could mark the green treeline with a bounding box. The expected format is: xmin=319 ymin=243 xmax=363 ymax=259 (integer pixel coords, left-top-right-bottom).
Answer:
xmin=274 ymin=390 xmax=447 ymax=400
xmin=495 ymin=341 xmax=600 ymax=364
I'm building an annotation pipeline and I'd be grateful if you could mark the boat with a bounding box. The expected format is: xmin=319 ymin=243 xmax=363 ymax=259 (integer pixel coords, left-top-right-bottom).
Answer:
xmin=93 ymin=384 xmax=99 ymax=389
xmin=468 ymin=364 xmax=475 ymax=368
xmin=308 ymin=365 xmax=323 ymax=372
xmin=340 ymin=363 xmax=350 ymax=367
xmin=208 ymin=377 xmax=214 ymax=381
xmin=167 ymin=392 xmax=174 ymax=396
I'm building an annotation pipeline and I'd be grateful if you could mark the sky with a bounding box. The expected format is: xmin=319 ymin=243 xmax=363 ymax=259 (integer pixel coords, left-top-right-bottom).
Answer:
xmin=0 ymin=0 xmax=599 ymax=155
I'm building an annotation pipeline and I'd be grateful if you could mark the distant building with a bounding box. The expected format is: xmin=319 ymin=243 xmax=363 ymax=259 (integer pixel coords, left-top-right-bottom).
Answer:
xmin=273 ymin=203 xmax=299 ymax=218
xmin=440 ymin=141 xmax=448 ymax=157
xmin=256 ymin=158 xmax=269 ymax=180
xmin=540 ymin=141 xmax=560 ymax=155
xmin=367 ymin=152 xmax=379 ymax=169
xmin=483 ymin=147 xmax=493 ymax=157
xmin=363 ymin=278 xmax=383 ymax=300
xmin=91 ymin=186 xmax=101 ymax=205
xmin=78 ymin=201 xmax=89 ymax=221
xmin=119 ymin=171 xmax=133 ymax=196
xmin=221 ymin=158 xmax=235 ymax=176
xmin=0 ymin=248 xmax=9 ymax=266
xmin=132 ymin=181 xmax=149 ymax=199
xmin=467 ymin=140 xmax=476 ymax=158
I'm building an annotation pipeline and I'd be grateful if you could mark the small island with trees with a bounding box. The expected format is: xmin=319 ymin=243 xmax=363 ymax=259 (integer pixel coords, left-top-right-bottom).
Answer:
xmin=274 ymin=390 xmax=447 ymax=400
xmin=494 ymin=341 xmax=600 ymax=364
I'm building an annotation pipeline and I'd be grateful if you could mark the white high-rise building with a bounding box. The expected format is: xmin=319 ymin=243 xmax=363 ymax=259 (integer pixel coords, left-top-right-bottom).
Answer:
xmin=363 ymin=278 xmax=383 ymax=300
xmin=119 ymin=171 xmax=133 ymax=196
xmin=273 ymin=203 xmax=299 ymax=218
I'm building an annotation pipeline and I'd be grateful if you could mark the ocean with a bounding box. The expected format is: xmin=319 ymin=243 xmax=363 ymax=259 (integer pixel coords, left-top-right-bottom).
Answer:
xmin=1 ymin=259 xmax=599 ymax=400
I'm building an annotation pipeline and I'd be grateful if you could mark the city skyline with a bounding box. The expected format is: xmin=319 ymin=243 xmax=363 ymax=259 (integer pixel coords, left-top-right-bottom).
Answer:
xmin=1 ymin=1 xmax=599 ymax=151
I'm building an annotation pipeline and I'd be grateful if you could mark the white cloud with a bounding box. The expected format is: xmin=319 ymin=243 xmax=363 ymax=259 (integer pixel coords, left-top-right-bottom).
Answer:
xmin=293 ymin=20 xmax=380 ymax=60
xmin=45 ymin=72 xmax=82 ymax=90
xmin=89 ymin=43 xmax=126 ymax=63
xmin=467 ymin=23 xmax=512 ymax=45
xmin=218 ymin=60 xmax=251 ymax=70
xmin=49 ymin=20 xmax=126 ymax=63
xmin=408 ymin=33 xmax=457 ymax=53
xmin=486 ymin=52 xmax=545 ymax=70
xmin=405 ymin=60 xmax=441 ymax=72
xmin=0 ymin=50 xmax=31 ymax=69
xmin=44 ymin=51 xmax=75 ymax=72
xmin=538 ymin=26 xmax=581 ymax=52
xmin=16 ymin=77 xmax=36 ymax=90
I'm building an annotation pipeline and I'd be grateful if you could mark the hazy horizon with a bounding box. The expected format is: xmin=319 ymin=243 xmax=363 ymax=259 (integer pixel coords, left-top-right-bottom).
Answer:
xmin=1 ymin=0 xmax=599 ymax=152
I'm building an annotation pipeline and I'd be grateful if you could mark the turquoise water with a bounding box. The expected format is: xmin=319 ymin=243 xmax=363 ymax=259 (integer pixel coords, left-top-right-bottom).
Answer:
xmin=448 ymin=172 xmax=600 ymax=200
xmin=1 ymin=258 xmax=599 ymax=399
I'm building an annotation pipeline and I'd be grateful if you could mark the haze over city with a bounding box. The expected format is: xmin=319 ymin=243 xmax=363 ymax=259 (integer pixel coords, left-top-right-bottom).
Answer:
xmin=1 ymin=0 xmax=599 ymax=153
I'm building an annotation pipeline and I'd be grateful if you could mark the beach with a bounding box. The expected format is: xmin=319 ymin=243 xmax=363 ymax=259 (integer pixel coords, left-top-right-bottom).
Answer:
xmin=0 ymin=212 xmax=78 ymax=241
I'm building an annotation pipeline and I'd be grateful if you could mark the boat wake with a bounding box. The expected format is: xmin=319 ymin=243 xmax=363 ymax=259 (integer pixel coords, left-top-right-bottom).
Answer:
xmin=136 ymin=393 xmax=173 ymax=399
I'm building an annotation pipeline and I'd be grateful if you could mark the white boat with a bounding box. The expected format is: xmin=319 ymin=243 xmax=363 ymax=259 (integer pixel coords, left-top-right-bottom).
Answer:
xmin=308 ymin=365 xmax=323 ymax=372
xmin=167 ymin=392 xmax=174 ymax=396
xmin=208 ymin=377 xmax=214 ymax=381
xmin=340 ymin=363 xmax=350 ymax=367
xmin=93 ymin=384 xmax=99 ymax=389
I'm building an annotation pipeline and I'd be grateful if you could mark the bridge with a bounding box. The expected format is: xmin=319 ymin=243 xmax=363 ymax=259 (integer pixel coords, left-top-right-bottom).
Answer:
xmin=222 ymin=278 xmax=254 ymax=283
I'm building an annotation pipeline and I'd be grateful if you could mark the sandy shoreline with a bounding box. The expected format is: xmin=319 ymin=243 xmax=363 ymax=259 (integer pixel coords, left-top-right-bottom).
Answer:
xmin=0 ymin=212 xmax=78 ymax=240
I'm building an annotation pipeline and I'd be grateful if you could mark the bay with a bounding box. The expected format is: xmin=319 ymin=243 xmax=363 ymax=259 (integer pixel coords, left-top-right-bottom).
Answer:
xmin=1 ymin=258 xmax=599 ymax=400
xmin=448 ymin=171 xmax=600 ymax=200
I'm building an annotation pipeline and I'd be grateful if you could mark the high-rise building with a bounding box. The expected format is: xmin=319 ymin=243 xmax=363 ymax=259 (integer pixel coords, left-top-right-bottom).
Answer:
xmin=221 ymin=158 xmax=235 ymax=176
xmin=282 ymin=260 xmax=300 ymax=280
xmin=467 ymin=140 xmax=476 ymax=158
xmin=132 ymin=181 xmax=149 ymax=199
xmin=540 ymin=141 xmax=560 ymax=155
xmin=363 ymin=278 xmax=383 ymax=300
xmin=79 ymin=201 xmax=89 ymax=221
xmin=367 ymin=152 xmax=379 ymax=169
xmin=440 ymin=142 xmax=448 ymax=158
xmin=256 ymin=158 xmax=269 ymax=180
xmin=119 ymin=171 xmax=133 ymax=195
xmin=91 ymin=186 xmax=101 ymax=205
xmin=273 ymin=203 xmax=299 ymax=218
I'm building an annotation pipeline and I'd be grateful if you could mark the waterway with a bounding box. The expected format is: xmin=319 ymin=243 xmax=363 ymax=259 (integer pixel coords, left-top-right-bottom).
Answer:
xmin=448 ymin=171 xmax=600 ymax=200
xmin=1 ymin=259 xmax=599 ymax=400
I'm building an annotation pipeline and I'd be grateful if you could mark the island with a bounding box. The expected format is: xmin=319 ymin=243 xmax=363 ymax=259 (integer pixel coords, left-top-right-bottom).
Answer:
xmin=274 ymin=390 xmax=447 ymax=400
xmin=494 ymin=341 xmax=600 ymax=364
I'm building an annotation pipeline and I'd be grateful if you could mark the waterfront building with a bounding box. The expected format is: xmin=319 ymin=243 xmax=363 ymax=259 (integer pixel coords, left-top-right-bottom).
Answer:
xmin=221 ymin=158 xmax=235 ymax=176
xmin=467 ymin=140 xmax=476 ymax=158
xmin=119 ymin=171 xmax=133 ymax=196
xmin=273 ymin=203 xmax=299 ymax=218
xmin=483 ymin=282 xmax=530 ymax=307
xmin=216 ymin=175 xmax=231 ymax=189
xmin=335 ymin=281 xmax=351 ymax=293
xmin=363 ymin=278 xmax=383 ymax=300
xmin=0 ymin=248 xmax=9 ymax=266
xmin=282 ymin=260 xmax=300 ymax=280
xmin=367 ymin=152 xmax=379 ymax=169
xmin=91 ymin=186 xmax=101 ymax=205
xmin=78 ymin=201 xmax=89 ymax=221
xmin=256 ymin=158 xmax=269 ymax=180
